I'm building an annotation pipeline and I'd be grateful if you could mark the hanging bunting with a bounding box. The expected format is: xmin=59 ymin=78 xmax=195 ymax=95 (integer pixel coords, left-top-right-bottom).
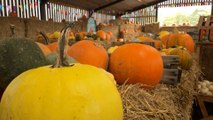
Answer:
xmin=13 ymin=6 xmax=16 ymax=12
xmin=34 ymin=2 xmax=38 ymax=6
xmin=7 ymin=5 xmax=11 ymax=12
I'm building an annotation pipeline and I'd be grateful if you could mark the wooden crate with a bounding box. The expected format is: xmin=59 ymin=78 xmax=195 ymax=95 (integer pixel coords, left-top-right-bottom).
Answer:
xmin=196 ymin=95 xmax=213 ymax=119
xmin=198 ymin=16 xmax=213 ymax=28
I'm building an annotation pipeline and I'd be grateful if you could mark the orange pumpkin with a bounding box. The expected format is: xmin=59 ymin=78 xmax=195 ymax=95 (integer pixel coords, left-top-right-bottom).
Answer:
xmin=69 ymin=32 xmax=74 ymax=37
xmin=97 ymin=30 xmax=106 ymax=40
xmin=67 ymin=40 xmax=108 ymax=69
xmin=106 ymin=31 xmax=113 ymax=36
xmin=161 ymin=33 xmax=194 ymax=53
xmin=47 ymin=42 xmax=58 ymax=52
xmin=47 ymin=42 xmax=71 ymax=52
xmin=138 ymin=36 xmax=162 ymax=49
xmin=109 ymin=43 xmax=163 ymax=86
xmin=77 ymin=32 xmax=87 ymax=40
xmin=178 ymin=34 xmax=194 ymax=53
xmin=35 ymin=42 xmax=51 ymax=56
xmin=106 ymin=33 xmax=111 ymax=41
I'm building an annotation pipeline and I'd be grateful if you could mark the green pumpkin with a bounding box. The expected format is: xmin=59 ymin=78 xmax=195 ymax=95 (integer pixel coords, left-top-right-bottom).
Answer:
xmin=0 ymin=37 xmax=49 ymax=92
xmin=168 ymin=47 xmax=193 ymax=70
xmin=75 ymin=34 xmax=81 ymax=41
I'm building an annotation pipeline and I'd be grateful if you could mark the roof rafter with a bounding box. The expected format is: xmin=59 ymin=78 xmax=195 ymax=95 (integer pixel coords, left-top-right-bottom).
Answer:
xmin=127 ymin=0 xmax=167 ymax=12
xmin=94 ymin=0 xmax=125 ymax=12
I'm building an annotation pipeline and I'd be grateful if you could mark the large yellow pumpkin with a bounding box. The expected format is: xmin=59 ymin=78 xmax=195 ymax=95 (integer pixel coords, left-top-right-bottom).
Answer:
xmin=109 ymin=43 xmax=163 ymax=86
xmin=168 ymin=47 xmax=193 ymax=70
xmin=0 ymin=64 xmax=123 ymax=120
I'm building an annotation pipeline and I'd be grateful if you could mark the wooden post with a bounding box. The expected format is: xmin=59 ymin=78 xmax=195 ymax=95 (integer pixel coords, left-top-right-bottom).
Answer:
xmin=211 ymin=0 xmax=213 ymax=16
xmin=155 ymin=4 xmax=158 ymax=22
xmin=40 ymin=0 xmax=47 ymax=20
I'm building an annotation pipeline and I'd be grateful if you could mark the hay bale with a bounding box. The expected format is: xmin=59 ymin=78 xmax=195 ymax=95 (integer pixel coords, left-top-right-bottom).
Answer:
xmin=118 ymin=61 xmax=202 ymax=120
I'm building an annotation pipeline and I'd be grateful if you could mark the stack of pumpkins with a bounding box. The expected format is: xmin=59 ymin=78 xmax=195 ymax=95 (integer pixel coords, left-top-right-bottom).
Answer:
xmin=159 ymin=29 xmax=194 ymax=70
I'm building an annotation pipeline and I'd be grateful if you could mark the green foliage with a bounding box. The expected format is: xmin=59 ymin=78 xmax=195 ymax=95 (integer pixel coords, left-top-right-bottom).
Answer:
xmin=163 ymin=8 xmax=210 ymax=26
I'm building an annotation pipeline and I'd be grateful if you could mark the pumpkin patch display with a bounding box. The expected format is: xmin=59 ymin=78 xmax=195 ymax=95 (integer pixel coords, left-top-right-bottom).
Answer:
xmin=109 ymin=43 xmax=163 ymax=86
xmin=0 ymin=26 xmax=123 ymax=120
xmin=68 ymin=40 xmax=109 ymax=69
xmin=0 ymin=37 xmax=49 ymax=95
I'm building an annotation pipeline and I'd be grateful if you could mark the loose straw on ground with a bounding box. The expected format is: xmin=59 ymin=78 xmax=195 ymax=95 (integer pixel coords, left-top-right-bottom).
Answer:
xmin=118 ymin=61 xmax=202 ymax=120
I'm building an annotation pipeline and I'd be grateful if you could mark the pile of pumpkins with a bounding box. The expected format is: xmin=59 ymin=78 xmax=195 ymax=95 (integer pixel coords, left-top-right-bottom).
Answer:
xmin=0 ymin=33 xmax=122 ymax=119
xmin=159 ymin=29 xmax=194 ymax=70
xmin=36 ymin=30 xmax=113 ymax=43
xmin=0 ymin=27 xmax=195 ymax=119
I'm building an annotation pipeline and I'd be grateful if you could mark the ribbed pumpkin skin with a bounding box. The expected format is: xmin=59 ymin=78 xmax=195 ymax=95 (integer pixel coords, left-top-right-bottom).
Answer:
xmin=0 ymin=64 xmax=123 ymax=120
xmin=109 ymin=43 xmax=163 ymax=86
xmin=168 ymin=48 xmax=193 ymax=70
xmin=161 ymin=33 xmax=194 ymax=53
xmin=36 ymin=42 xmax=51 ymax=56
xmin=178 ymin=34 xmax=194 ymax=53
xmin=67 ymin=40 xmax=109 ymax=69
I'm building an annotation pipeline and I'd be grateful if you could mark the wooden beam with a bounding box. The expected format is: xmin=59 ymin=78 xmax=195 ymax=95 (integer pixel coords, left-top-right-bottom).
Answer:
xmin=41 ymin=0 xmax=48 ymax=20
xmin=211 ymin=0 xmax=213 ymax=16
xmin=89 ymin=0 xmax=124 ymax=17
xmin=127 ymin=0 xmax=167 ymax=13
xmin=94 ymin=0 xmax=124 ymax=11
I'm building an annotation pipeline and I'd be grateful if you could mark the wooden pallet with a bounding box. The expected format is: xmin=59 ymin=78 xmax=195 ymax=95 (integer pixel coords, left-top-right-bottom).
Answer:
xmin=111 ymin=41 xmax=155 ymax=47
xmin=161 ymin=55 xmax=181 ymax=85
xmin=196 ymin=95 xmax=213 ymax=118
xmin=162 ymin=55 xmax=179 ymax=68
xmin=160 ymin=68 xmax=181 ymax=85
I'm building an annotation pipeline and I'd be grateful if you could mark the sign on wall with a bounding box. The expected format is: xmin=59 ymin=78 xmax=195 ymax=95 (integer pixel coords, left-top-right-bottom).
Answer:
xmin=87 ymin=17 xmax=96 ymax=33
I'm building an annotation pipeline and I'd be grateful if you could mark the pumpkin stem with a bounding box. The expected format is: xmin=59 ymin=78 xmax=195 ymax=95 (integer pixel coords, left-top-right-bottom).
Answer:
xmin=52 ymin=23 xmax=75 ymax=68
xmin=39 ymin=31 xmax=50 ymax=45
